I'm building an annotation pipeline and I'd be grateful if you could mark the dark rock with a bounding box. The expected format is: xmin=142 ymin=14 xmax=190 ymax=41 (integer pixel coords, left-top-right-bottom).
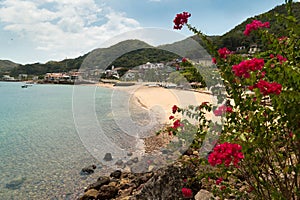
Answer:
xmin=97 ymin=185 xmax=118 ymax=199
xmin=115 ymin=160 xmax=124 ymax=166
xmin=103 ymin=153 xmax=113 ymax=161
xmin=131 ymin=157 xmax=139 ymax=163
xmin=126 ymin=160 xmax=133 ymax=166
xmin=127 ymin=152 xmax=133 ymax=156
xmin=134 ymin=165 xmax=197 ymax=199
xmin=110 ymin=170 xmax=122 ymax=179
xmin=85 ymin=176 xmax=110 ymax=191
xmin=81 ymin=165 xmax=97 ymax=175
xmin=119 ymin=183 xmax=132 ymax=190
xmin=161 ymin=148 xmax=171 ymax=154
xmin=134 ymin=173 xmax=153 ymax=185
xmin=5 ymin=177 xmax=26 ymax=190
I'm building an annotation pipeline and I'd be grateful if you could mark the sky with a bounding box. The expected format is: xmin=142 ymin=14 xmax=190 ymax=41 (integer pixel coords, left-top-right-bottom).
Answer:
xmin=0 ymin=0 xmax=292 ymax=64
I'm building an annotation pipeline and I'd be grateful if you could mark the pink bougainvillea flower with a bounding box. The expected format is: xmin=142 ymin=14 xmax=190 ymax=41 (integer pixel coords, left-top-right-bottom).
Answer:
xmin=208 ymin=142 xmax=244 ymax=168
xmin=182 ymin=57 xmax=187 ymax=63
xmin=216 ymin=177 xmax=223 ymax=185
xmin=172 ymin=105 xmax=178 ymax=114
xmin=181 ymin=187 xmax=193 ymax=198
xmin=276 ymin=54 xmax=287 ymax=64
xmin=270 ymin=54 xmax=275 ymax=59
xmin=244 ymin=20 xmax=270 ymax=36
xmin=173 ymin=12 xmax=191 ymax=30
xmin=172 ymin=119 xmax=182 ymax=129
xmin=226 ymin=106 xmax=233 ymax=113
xmin=220 ymin=185 xmax=226 ymax=190
xmin=251 ymin=80 xmax=282 ymax=96
xmin=218 ymin=47 xmax=232 ymax=59
xmin=212 ymin=57 xmax=217 ymax=64
xmin=232 ymin=58 xmax=264 ymax=78
xmin=213 ymin=105 xmax=233 ymax=116
xmin=169 ymin=115 xmax=175 ymax=120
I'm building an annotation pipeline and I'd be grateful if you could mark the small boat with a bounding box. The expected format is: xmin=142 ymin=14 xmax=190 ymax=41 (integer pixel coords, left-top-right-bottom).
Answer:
xmin=21 ymin=85 xmax=28 ymax=88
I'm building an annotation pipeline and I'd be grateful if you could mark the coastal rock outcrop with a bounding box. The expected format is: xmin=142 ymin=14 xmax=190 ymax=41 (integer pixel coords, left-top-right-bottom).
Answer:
xmin=80 ymin=165 xmax=97 ymax=175
xmin=79 ymin=162 xmax=201 ymax=200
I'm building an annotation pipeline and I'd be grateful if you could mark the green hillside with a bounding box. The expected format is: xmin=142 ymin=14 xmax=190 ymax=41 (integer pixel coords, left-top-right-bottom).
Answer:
xmin=0 ymin=60 xmax=20 ymax=76
xmin=4 ymin=2 xmax=300 ymax=77
xmin=207 ymin=2 xmax=300 ymax=51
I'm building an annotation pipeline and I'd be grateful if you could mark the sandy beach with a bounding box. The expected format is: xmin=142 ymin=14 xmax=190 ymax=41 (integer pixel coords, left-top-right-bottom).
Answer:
xmin=99 ymin=83 xmax=216 ymax=125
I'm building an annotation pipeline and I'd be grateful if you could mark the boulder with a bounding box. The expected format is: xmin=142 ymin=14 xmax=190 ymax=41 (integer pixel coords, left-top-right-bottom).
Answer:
xmin=80 ymin=165 xmax=97 ymax=175
xmin=134 ymin=164 xmax=198 ymax=199
xmin=194 ymin=189 xmax=214 ymax=200
xmin=103 ymin=153 xmax=113 ymax=161
xmin=79 ymin=189 xmax=99 ymax=200
xmin=97 ymin=185 xmax=118 ymax=199
xmin=115 ymin=160 xmax=124 ymax=166
xmin=110 ymin=170 xmax=122 ymax=179
xmin=131 ymin=157 xmax=139 ymax=163
xmin=85 ymin=176 xmax=110 ymax=191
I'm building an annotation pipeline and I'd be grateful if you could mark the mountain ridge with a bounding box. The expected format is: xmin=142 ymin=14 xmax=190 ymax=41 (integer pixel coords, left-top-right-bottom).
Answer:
xmin=1 ymin=2 xmax=299 ymax=77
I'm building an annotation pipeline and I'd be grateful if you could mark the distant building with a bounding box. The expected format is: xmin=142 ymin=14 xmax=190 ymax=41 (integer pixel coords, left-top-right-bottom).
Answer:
xmin=122 ymin=69 xmax=139 ymax=81
xmin=236 ymin=46 xmax=246 ymax=53
xmin=248 ymin=44 xmax=260 ymax=54
xmin=138 ymin=62 xmax=164 ymax=70
xmin=104 ymin=65 xmax=120 ymax=79
xmin=2 ymin=75 xmax=15 ymax=81
xmin=18 ymin=74 xmax=28 ymax=80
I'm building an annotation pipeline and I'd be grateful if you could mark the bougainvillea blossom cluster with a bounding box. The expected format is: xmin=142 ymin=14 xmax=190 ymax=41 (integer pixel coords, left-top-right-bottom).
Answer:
xmin=243 ymin=19 xmax=270 ymax=36
xmin=216 ymin=177 xmax=223 ymax=185
xmin=172 ymin=119 xmax=182 ymax=129
xmin=212 ymin=57 xmax=217 ymax=64
xmin=218 ymin=47 xmax=232 ymax=59
xmin=213 ymin=105 xmax=233 ymax=116
xmin=276 ymin=54 xmax=288 ymax=64
xmin=173 ymin=12 xmax=191 ymax=30
xmin=232 ymin=58 xmax=265 ymax=78
xmin=181 ymin=187 xmax=193 ymax=198
xmin=172 ymin=105 xmax=178 ymax=114
xmin=208 ymin=142 xmax=244 ymax=167
xmin=249 ymin=80 xmax=282 ymax=96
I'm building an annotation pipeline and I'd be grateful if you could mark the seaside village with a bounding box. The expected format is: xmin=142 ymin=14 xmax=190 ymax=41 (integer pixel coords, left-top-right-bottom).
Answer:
xmin=0 ymin=44 xmax=260 ymax=88
xmin=1 ymin=58 xmax=216 ymax=88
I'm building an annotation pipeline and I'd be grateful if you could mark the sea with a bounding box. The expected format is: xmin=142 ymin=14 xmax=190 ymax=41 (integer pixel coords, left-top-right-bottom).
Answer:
xmin=0 ymin=82 xmax=157 ymax=200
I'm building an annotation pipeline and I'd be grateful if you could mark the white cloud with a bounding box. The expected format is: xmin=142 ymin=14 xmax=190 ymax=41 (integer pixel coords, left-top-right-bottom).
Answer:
xmin=0 ymin=0 xmax=140 ymax=61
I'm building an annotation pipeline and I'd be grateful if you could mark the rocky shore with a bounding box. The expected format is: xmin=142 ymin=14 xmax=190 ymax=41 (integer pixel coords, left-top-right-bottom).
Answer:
xmin=77 ymin=85 xmax=220 ymax=199
xmin=79 ymin=157 xmax=211 ymax=200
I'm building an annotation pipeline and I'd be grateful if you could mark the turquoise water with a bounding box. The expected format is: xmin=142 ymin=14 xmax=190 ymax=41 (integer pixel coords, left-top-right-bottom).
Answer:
xmin=0 ymin=82 xmax=126 ymax=199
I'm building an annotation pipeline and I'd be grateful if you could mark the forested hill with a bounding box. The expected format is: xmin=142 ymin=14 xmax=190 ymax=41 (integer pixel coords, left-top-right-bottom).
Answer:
xmin=205 ymin=2 xmax=300 ymax=51
xmin=0 ymin=60 xmax=20 ymax=75
xmin=3 ymin=2 xmax=300 ymax=77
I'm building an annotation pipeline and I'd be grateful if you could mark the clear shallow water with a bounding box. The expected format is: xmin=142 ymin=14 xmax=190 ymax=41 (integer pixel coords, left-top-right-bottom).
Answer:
xmin=0 ymin=82 xmax=142 ymax=199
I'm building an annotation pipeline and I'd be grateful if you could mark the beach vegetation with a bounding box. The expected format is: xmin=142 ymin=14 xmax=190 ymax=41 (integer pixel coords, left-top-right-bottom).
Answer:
xmin=167 ymin=1 xmax=300 ymax=199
